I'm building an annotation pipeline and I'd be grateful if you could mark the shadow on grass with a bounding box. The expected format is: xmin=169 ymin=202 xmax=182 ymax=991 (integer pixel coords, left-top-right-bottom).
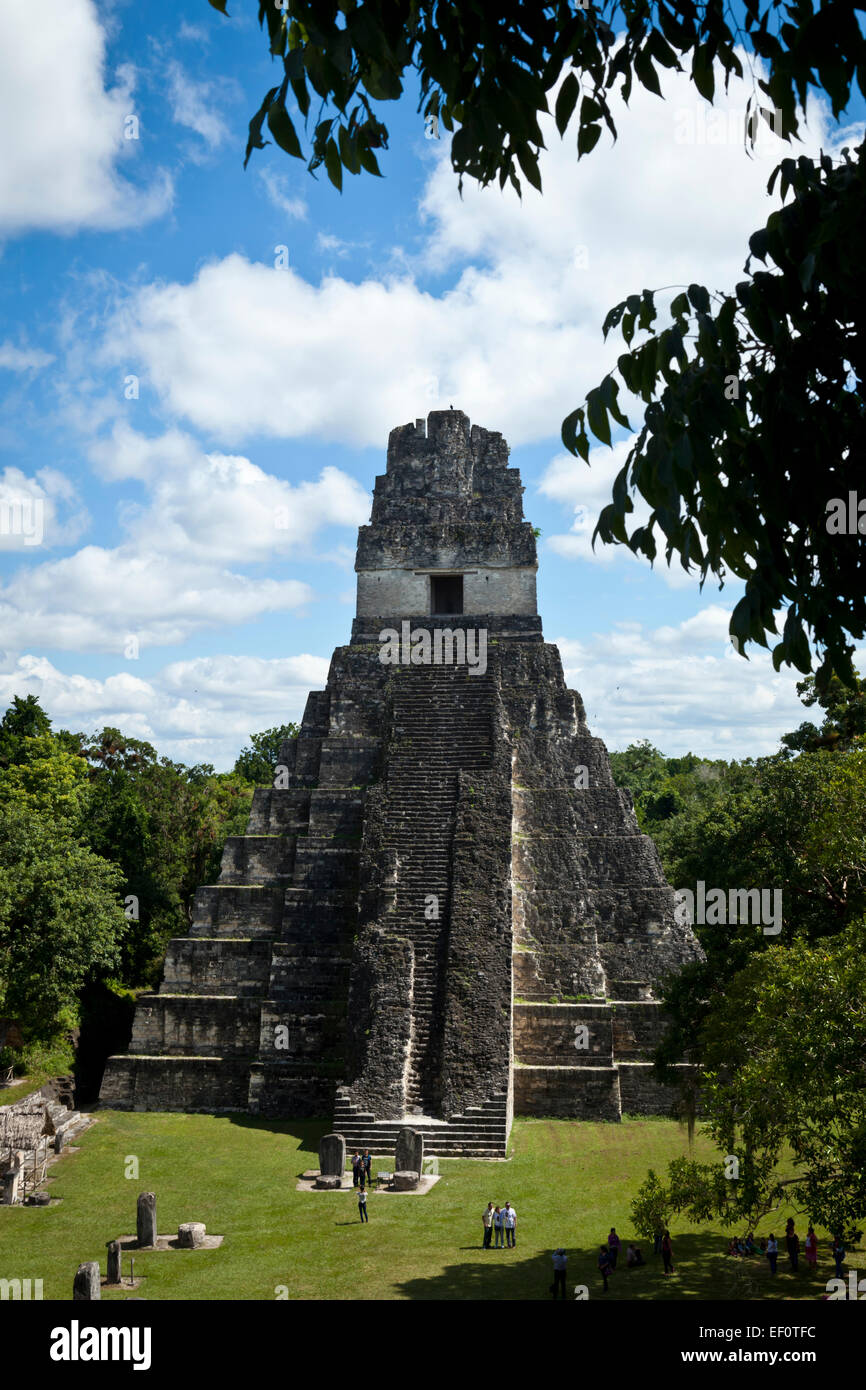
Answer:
xmin=227 ymin=1113 xmax=329 ymax=1155
xmin=395 ymin=1236 xmax=832 ymax=1302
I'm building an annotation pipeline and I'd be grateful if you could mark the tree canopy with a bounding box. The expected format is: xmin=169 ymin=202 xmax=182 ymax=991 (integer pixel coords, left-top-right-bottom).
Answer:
xmin=613 ymin=675 xmax=866 ymax=1235
xmin=217 ymin=1 xmax=865 ymax=196
xmin=0 ymin=696 xmax=293 ymax=1072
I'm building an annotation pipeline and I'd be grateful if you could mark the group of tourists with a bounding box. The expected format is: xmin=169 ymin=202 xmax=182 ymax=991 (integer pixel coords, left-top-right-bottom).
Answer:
xmin=553 ymin=1234 xmax=647 ymax=1295
xmin=596 ymin=1227 xmax=660 ymax=1291
xmin=351 ymin=1150 xmax=373 ymax=1222
xmin=727 ymin=1220 xmax=846 ymax=1277
xmin=481 ymin=1201 xmax=518 ymax=1248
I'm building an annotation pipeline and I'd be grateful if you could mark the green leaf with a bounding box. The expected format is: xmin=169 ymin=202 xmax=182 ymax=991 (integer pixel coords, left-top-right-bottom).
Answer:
xmin=358 ymin=143 xmax=383 ymax=177
xmin=798 ymin=252 xmax=817 ymax=292
xmin=586 ymin=387 xmax=612 ymax=447
xmin=561 ymin=408 xmax=590 ymax=462
xmin=577 ymin=122 xmax=602 ymax=157
xmin=324 ymin=137 xmax=343 ymax=191
xmin=515 ymin=142 xmax=543 ymax=192
xmin=244 ymin=86 xmax=278 ymax=169
xmin=338 ymin=124 xmax=362 ymax=175
xmin=267 ymin=101 xmax=303 ymax=160
xmin=208 ymin=0 xmax=230 ymax=13
xmin=692 ymin=47 xmax=715 ymax=103
xmin=555 ymin=72 xmax=580 ymax=136
xmin=635 ymin=49 xmax=662 ymax=98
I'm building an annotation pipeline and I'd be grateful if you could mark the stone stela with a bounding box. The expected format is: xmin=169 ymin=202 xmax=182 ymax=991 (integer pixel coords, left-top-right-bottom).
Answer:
xmin=100 ymin=410 xmax=703 ymax=1157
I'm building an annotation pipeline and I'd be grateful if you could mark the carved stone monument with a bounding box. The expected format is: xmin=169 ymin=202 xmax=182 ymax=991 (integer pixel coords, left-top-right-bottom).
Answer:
xmin=106 ymin=1240 xmax=122 ymax=1284
xmin=136 ymin=1191 xmax=157 ymax=1247
xmin=395 ymin=1127 xmax=424 ymax=1174
xmin=73 ymin=1261 xmax=101 ymax=1300
xmin=315 ymin=1132 xmax=346 ymax=1189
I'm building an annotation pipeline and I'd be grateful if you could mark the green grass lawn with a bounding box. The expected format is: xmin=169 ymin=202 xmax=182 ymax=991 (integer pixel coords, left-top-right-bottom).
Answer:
xmin=1 ymin=1111 xmax=857 ymax=1301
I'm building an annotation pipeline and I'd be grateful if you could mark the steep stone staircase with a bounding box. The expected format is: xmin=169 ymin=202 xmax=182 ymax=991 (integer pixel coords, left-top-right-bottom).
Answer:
xmin=333 ymin=1087 xmax=510 ymax=1158
xmin=334 ymin=660 xmax=511 ymax=1154
xmin=383 ymin=663 xmax=496 ymax=1113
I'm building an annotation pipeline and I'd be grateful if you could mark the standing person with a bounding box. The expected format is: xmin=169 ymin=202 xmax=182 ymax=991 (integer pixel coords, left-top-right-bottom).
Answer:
xmin=482 ymin=1202 xmax=494 ymax=1249
xmin=363 ymin=1150 xmax=372 ymax=1185
xmin=493 ymin=1205 xmax=504 ymax=1249
xmin=351 ymin=1151 xmax=361 ymax=1188
xmin=358 ymin=1187 xmax=369 ymax=1223
xmin=766 ymin=1234 xmax=778 ymax=1275
xmin=598 ymin=1244 xmax=613 ymax=1293
xmin=608 ymin=1228 xmax=621 ymax=1268
xmin=661 ymin=1230 xmax=675 ymax=1277
xmin=503 ymin=1201 xmax=517 ymax=1248
xmin=786 ymin=1220 xmax=799 ymax=1272
xmin=653 ymin=1228 xmax=663 ymax=1257
xmin=832 ymin=1235 xmax=845 ymax=1279
xmin=551 ymin=1248 xmax=567 ymax=1300
xmin=805 ymin=1226 xmax=818 ymax=1272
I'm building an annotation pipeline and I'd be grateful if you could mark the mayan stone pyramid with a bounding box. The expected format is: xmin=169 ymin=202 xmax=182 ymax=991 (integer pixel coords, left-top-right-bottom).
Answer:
xmin=101 ymin=410 xmax=702 ymax=1156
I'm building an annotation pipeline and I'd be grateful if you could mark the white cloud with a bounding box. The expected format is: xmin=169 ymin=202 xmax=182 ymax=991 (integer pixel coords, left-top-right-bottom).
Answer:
xmin=98 ymin=57 xmax=859 ymax=446
xmin=0 ymin=466 xmax=89 ymax=551
xmin=316 ymin=231 xmax=355 ymax=256
xmin=0 ymin=652 xmax=330 ymax=768
xmin=88 ymin=423 xmax=370 ymax=562
xmin=0 ymin=544 xmax=313 ymax=653
xmin=0 ymin=0 xmax=171 ymax=236
xmin=178 ymin=21 xmax=211 ymax=45
xmin=539 ymin=441 xmax=701 ymax=588
xmin=556 ymin=608 xmax=821 ymax=757
xmin=258 ymin=167 xmax=308 ymax=220
xmin=166 ymin=59 xmax=231 ymax=150
xmin=0 ymin=342 xmax=55 ymax=371
xmin=0 ymin=618 xmax=840 ymax=771
xmin=0 ymin=425 xmax=368 ymax=651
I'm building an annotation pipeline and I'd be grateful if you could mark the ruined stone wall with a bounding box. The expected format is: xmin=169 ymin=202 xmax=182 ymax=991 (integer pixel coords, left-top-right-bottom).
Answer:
xmin=355 ymin=565 xmax=537 ymax=617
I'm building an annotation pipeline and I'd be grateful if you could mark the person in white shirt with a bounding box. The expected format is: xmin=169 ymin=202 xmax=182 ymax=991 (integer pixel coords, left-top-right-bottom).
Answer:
xmin=503 ymin=1201 xmax=517 ymax=1248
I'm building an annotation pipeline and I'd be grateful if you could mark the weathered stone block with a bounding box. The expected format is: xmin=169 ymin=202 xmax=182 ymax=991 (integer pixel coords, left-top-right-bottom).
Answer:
xmin=178 ymin=1222 xmax=207 ymax=1248
xmin=318 ymin=1132 xmax=346 ymax=1177
xmin=395 ymin=1128 xmax=424 ymax=1173
xmin=73 ymin=1262 xmax=101 ymax=1300
xmin=391 ymin=1170 xmax=420 ymax=1191
xmin=137 ymin=1192 xmax=157 ymax=1247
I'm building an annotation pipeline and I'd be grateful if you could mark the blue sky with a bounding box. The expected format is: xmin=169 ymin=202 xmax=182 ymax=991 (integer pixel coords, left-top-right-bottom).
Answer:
xmin=0 ymin=0 xmax=863 ymax=768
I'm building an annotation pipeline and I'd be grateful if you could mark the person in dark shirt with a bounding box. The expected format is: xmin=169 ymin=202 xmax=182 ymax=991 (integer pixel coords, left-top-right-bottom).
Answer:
xmin=551 ymin=1249 xmax=567 ymax=1299
xmin=785 ymin=1218 xmax=799 ymax=1271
